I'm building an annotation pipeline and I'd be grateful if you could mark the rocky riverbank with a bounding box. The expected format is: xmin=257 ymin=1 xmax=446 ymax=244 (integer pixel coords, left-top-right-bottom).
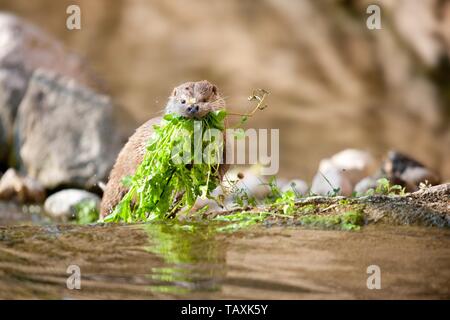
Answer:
xmin=206 ymin=183 xmax=450 ymax=229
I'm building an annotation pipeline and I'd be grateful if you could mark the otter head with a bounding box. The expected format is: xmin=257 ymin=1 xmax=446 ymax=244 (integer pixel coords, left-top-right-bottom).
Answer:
xmin=166 ymin=80 xmax=225 ymax=119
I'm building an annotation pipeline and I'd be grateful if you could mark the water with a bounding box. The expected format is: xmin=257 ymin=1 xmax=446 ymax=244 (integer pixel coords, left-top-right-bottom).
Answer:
xmin=0 ymin=220 xmax=449 ymax=299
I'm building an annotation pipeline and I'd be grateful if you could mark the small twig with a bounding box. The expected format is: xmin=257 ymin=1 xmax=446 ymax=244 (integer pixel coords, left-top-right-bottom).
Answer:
xmin=270 ymin=213 xmax=295 ymax=219
xmin=227 ymin=89 xmax=270 ymax=117
xmin=319 ymin=203 xmax=339 ymax=213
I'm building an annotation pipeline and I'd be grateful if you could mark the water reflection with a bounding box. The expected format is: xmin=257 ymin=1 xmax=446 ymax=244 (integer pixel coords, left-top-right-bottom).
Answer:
xmin=141 ymin=222 xmax=227 ymax=294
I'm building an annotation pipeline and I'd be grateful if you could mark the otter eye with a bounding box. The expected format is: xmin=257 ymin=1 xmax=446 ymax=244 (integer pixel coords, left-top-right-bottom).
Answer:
xmin=181 ymin=99 xmax=186 ymax=104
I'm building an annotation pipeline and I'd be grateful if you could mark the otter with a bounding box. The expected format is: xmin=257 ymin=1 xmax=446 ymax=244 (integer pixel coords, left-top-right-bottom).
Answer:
xmin=100 ymin=80 xmax=227 ymax=218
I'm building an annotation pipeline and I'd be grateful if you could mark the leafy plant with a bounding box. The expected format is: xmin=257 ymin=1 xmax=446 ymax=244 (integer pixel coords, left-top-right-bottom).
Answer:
xmin=231 ymin=187 xmax=257 ymax=208
xmin=74 ymin=200 xmax=99 ymax=224
xmin=365 ymin=178 xmax=406 ymax=196
xmin=261 ymin=176 xmax=282 ymax=204
xmin=274 ymin=189 xmax=296 ymax=215
xmin=102 ymin=88 xmax=271 ymax=224
xmin=104 ymin=110 xmax=227 ymax=222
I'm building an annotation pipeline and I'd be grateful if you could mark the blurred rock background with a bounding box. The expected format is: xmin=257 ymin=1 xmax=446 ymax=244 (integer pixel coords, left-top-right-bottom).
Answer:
xmin=0 ymin=0 xmax=448 ymax=183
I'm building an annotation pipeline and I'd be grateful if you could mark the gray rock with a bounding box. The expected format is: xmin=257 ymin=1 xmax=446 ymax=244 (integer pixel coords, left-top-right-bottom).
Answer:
xmin=311 ymin=149 xmax=375 ymax=196
xmin=13 ymin=69 xmax=121 ymax=189
xmin=44 ymin=189 xmax=100 ymax=220
xmin=0 ymin=168 xmax=45 ymax=203
xmin=311 ymin=163 xmax=353 ymax=196
xmin=354 ymin=176 xmax=379 ymax=195
xmin=328 ymin=149 xmax=375 ymax=186
xmin=0 ymin=13 xmax=102 ymax=91
xmin=381 ymin=150 xmax=440 ymax=191
xmin=0 ymin=67 xmax=29 ymax=165
xmin=0 ymin=13 xmax=104 ymax=168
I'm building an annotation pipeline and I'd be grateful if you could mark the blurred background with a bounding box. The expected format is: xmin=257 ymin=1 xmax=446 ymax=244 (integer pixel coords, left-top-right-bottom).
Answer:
xmin=1 ymin=0 xmax=449 ymax=181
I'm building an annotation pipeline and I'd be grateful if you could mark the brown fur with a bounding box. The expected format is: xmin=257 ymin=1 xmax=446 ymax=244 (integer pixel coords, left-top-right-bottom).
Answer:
xmin=100 ymin=81 xmax=227 ymax=217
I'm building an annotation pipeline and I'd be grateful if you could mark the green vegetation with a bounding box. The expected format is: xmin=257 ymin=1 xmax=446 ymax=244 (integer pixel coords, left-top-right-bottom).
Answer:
xmin=74 ymin=200 xmax=99 ymax=224
xmin=209 ymin=176 xmax=366 ymax=232
xmin=99 ymin=146 xmax=409 ymax=230
xmin=364 ymin=178 xmax=406 ymax=196
xmin=101 ymin=132 xmax=373 ymax=231
xmin=103 ymin=110 xmax=227 ymax=223
xmin=214 ymin=211 xmax=270 ymax=232
xmin=212 ymin=195 xmax=365 ymax=232
xmin=297 ymin=210 xmax=365 ymax=231
xmin=102 ymin=89 xmax=271 ymax=224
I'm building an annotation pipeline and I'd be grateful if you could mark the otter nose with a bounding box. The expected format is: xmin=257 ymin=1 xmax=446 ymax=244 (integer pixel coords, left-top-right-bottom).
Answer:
xmin=187 ymin=105 xmax=199 ymax=114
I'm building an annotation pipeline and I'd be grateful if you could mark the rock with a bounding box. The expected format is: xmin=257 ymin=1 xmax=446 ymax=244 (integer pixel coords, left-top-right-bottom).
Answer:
xmin=311 ymin=149 xmax=375 ymax=196
xmin=44 ymin=189 xmax=100 ymax=220
xmin=328 ymin=149 xmax=375 ymax=186
xmin=0 ymin=168 xmax=45 ymax=203
xmin=0 ymin=67 xmax=28 ymax=165
xmin=363 ymin=183 xmax=450 ymax=227
xmin=13 ymin=69 xmax=121 ymax=189
xmin=355 ymin=150 xmax=441 ymax=194
xmin=0 ymin=13 xmax=104 ymax=168
xmin=0 ymin=13 xmax=102 ymax=91
xmin=354 ymin=177 xmax=379 ymax=195
xmin=311 ymin=161 xmax=353 ymax=196
xmin=281 ymin=179 xmax=309 ymax=196
xmin=380 ymin=150 xmax=440 ymax=192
